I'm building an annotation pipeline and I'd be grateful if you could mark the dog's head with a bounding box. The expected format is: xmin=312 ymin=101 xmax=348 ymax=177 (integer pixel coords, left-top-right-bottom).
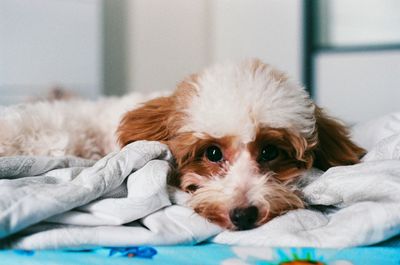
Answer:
xmin=117 ymin=59 xmax=365 ymax=230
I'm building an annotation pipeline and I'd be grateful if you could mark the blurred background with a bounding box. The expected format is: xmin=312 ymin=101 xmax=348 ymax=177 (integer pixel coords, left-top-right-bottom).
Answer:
xmin=0 ymin=0 xmax=399 ymax=124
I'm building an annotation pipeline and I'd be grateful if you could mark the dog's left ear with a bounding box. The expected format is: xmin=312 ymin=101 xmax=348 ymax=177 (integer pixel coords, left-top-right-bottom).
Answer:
xmin=117 ymin=76 xmax=196 ymax=148
xmin=117 ymin=96 xmax=180 ymax=147
xmin=312 ymin=106 xmax=365 ymax=171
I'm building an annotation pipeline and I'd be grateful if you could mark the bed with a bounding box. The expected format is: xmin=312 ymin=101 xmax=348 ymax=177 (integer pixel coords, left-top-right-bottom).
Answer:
xmin=1 ymin=113 xmax=400 ymax=264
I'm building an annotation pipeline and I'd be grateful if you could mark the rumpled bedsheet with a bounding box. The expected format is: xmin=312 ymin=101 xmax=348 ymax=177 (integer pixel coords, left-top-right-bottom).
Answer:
xmin=0 ymin=141 xmax=221 ymax=249
xmin=1 ymin=113 xmax=400 ymax=249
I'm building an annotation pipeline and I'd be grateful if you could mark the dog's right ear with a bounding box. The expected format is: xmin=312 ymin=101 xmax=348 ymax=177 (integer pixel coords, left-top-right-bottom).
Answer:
xmin=117 ymin=96 xmax=180 ymax=147
xmin=312 ymin=106 xmax=366 ymax=171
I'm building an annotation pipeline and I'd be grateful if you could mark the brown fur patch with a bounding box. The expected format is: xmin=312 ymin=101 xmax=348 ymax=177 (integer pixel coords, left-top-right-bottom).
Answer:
xmin=117 ymin=96 xmax=180 ymax=145
xmin=248 ymin=128 xmax=314 ymax=182
xmin=116 ymin=75 xmax=199 ymax=146
xmin=168 ymin=133 xmax=238 ymax=190
xmin=313 ymin=106 xmax=366 ymax=171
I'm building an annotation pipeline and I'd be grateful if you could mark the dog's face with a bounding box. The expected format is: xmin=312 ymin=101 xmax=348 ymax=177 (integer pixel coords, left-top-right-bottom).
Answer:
xmin=118 ymin=59 xmax=364 ymax=230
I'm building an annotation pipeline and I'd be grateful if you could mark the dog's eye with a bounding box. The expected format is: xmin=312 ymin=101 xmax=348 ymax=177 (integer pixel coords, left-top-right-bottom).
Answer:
xmin=186 ymin=184 xmax=200 ymax=193
xmin=205 ymin=145 xmax=223 ymax=162
xmin=259 ymin=145 xmax=279 ymax=162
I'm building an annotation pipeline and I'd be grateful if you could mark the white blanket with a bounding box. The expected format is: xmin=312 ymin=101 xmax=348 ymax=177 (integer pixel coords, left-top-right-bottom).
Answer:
xmin=1 ymin=114 xmax=400 ymax=249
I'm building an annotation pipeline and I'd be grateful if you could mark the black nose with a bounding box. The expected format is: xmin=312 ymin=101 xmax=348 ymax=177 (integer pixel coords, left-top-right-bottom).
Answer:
xmin=229 ymin=206 xmax=259 ymax=230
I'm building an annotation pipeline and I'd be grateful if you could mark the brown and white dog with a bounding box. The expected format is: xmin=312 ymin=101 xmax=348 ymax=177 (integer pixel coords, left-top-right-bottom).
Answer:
xmin=0 ymin=59 xmax=365 ymax=230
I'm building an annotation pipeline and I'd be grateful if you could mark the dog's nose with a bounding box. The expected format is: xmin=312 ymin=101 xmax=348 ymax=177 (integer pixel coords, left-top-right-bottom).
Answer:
xmin=229 ymin=206 xmax=259 ymax=230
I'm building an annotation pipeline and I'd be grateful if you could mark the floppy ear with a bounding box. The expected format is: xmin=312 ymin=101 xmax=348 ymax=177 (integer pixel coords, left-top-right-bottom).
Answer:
xmin=313 ymin=106 xmax=365 ymax=171
xmin=117 ymin=96 xmax=180 ymax=147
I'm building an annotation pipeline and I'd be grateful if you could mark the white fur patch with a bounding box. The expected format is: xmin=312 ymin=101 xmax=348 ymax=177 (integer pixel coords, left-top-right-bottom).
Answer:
xmin=202 ymin=151 xmax=268 ymax=207
xmin=0 ymin=92 xmax=167 ymax=159
xmin=181 ymin=60 xmax=315 ymax=142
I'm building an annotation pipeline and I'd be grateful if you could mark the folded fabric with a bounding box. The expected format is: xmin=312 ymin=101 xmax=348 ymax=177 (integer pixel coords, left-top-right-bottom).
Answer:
xmin=1 ymin=114 xmax=400 ymax=249
xmin=0 ymin=141 xmax=221 ymax=249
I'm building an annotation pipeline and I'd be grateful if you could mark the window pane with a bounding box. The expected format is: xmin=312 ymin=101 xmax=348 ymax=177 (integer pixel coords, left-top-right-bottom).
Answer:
xmin=317 ymin=0 xmax=400 ymax=46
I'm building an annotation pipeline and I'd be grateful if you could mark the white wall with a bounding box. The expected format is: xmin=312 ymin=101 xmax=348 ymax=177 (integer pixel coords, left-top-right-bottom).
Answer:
xmin=0 ymin=0 xmax=102 ymax=104
xmin=1 ymin=0 xmax=303 ymax=102
xmin=126 ymin=0 xmax=211 ymax=92
xmin=210 ymin=0 xmax=303 ymax=81
xmin=125 ymin=0 xmax=303 ymax=92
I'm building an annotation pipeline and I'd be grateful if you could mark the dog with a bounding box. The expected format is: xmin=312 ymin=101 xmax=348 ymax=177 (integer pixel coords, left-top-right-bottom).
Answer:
xmin=0 ymin=59 xmax=365 ymax=230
